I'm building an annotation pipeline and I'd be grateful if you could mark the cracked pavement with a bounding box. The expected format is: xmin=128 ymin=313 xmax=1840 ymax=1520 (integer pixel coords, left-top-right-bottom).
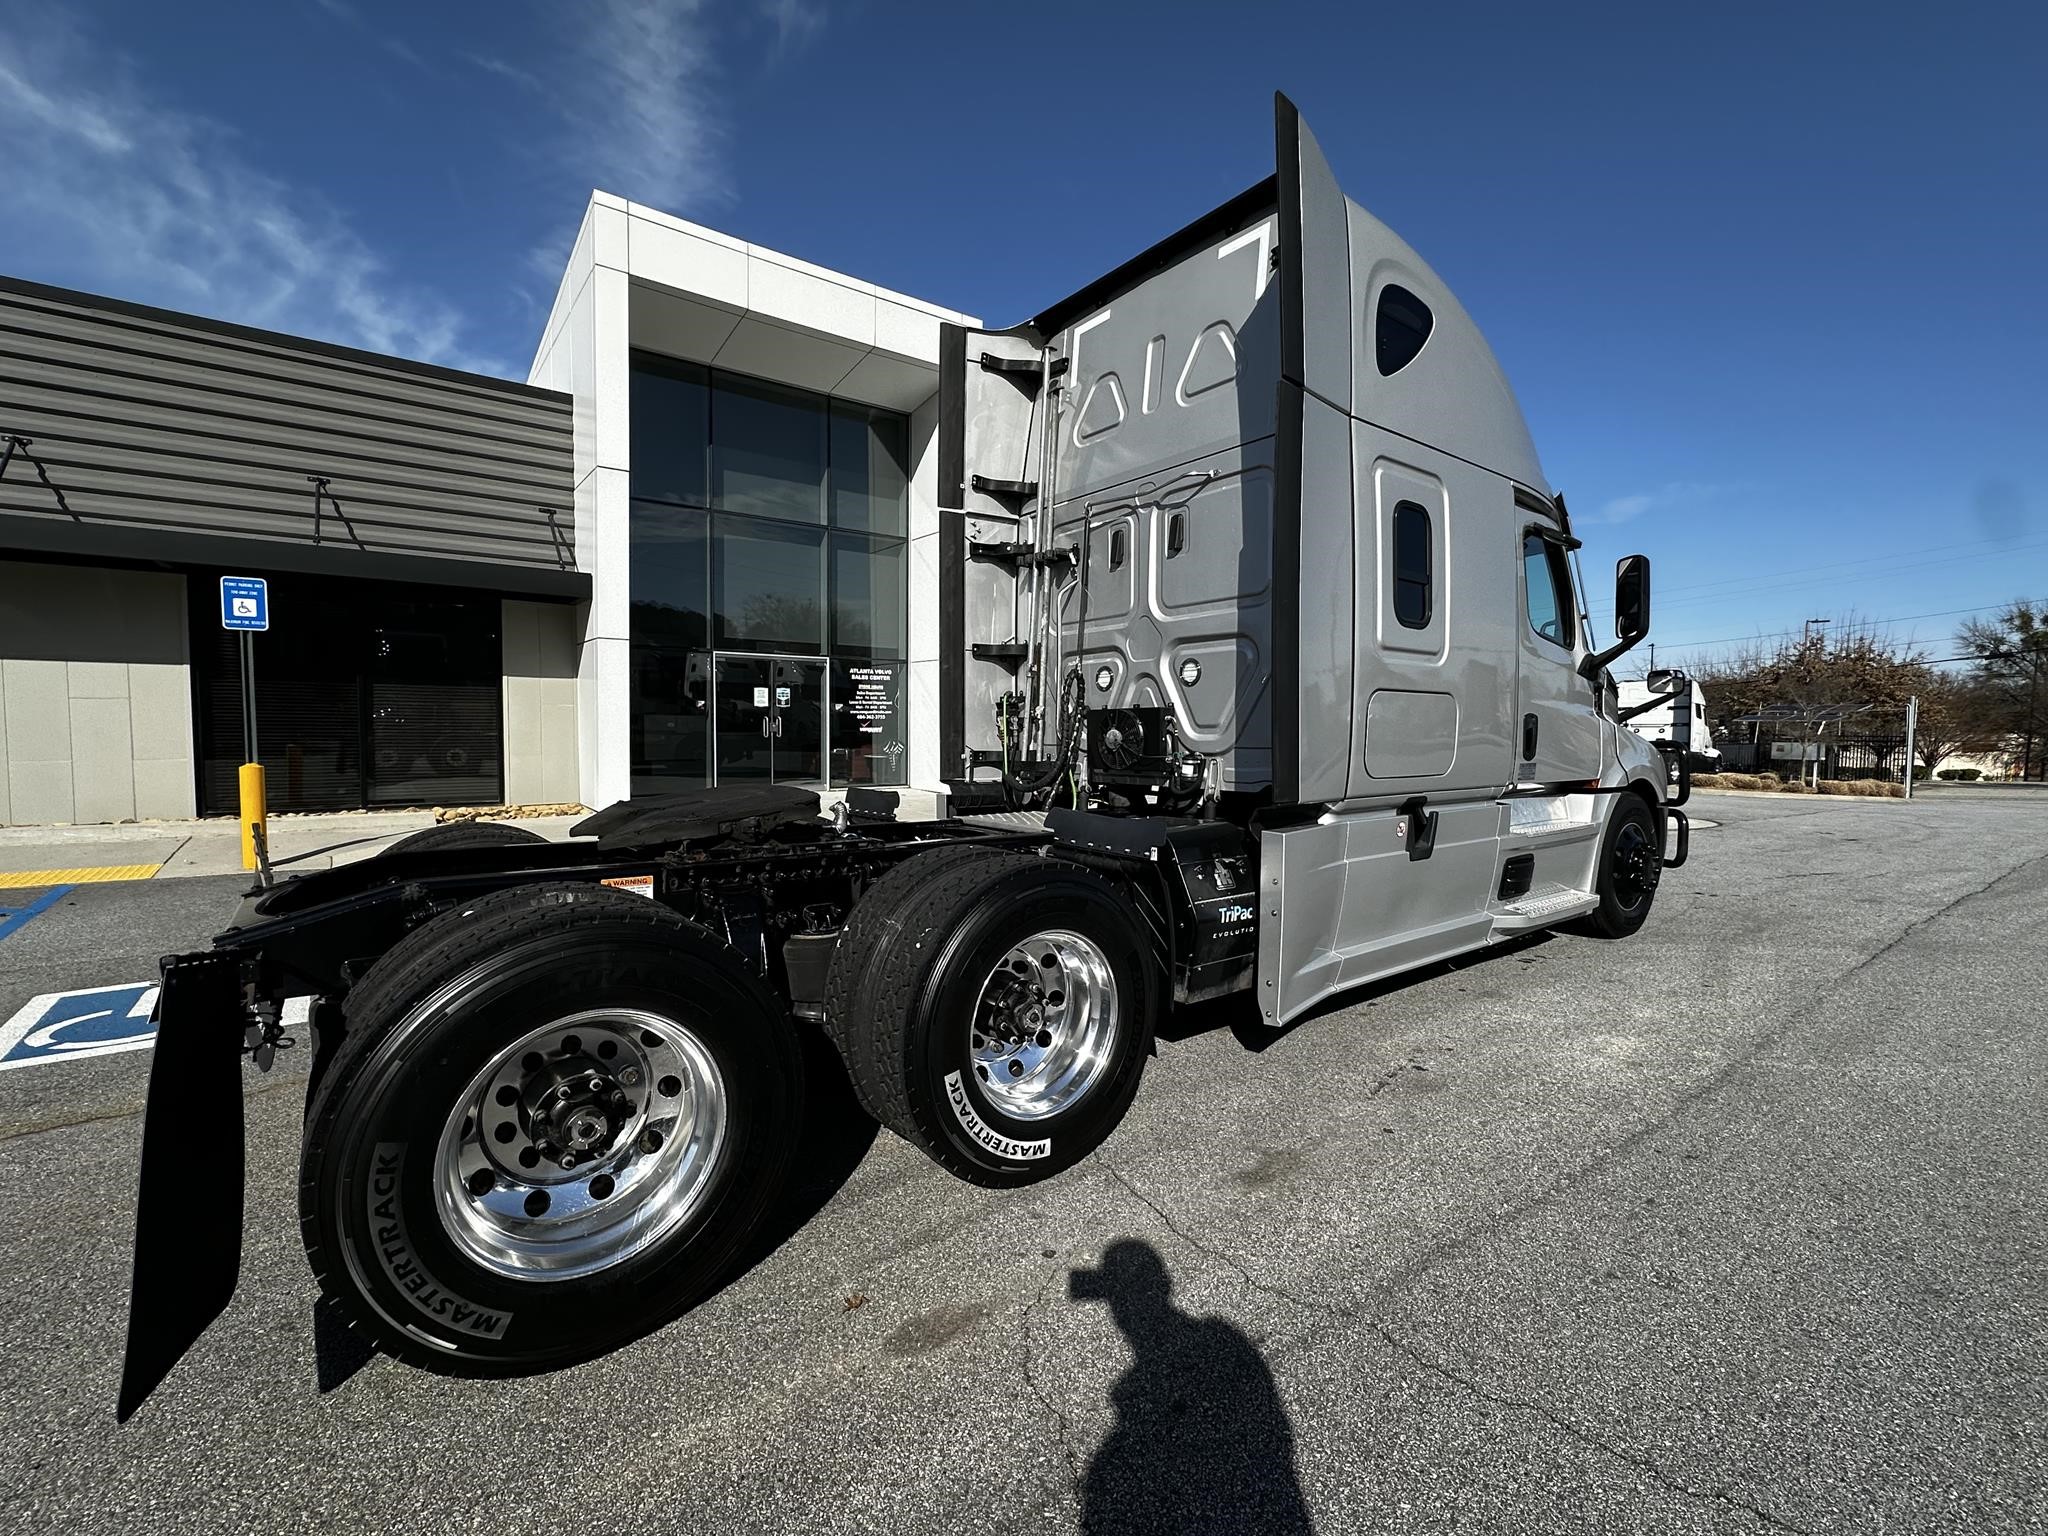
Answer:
xmin=0 ymin=793 xmax=2043 ymax=1534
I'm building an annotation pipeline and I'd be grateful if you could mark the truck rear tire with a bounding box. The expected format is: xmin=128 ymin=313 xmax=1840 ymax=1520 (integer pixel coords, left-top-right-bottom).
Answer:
xmin=1580 ymin=795 xmax=1663 ymax=939
xmin=300 ymin=882 xmax=801 ymax=1373
xmin=379 ymin=820 xmax=547 ymax=858
xmin=826 ymin=849 xmax=1156 ymax=1186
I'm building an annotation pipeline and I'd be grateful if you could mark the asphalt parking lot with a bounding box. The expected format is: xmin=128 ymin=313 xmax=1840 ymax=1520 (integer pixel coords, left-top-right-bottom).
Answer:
xmin=1 ymin=793 xmax=2042 ymax=1534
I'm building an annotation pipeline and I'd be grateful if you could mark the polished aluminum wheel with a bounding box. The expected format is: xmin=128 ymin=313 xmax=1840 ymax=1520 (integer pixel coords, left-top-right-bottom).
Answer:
xmin=968 ymin=929 xmax=1119 ymax=1121
xmin=434 ymin=1009 xmax=727 ymax=1281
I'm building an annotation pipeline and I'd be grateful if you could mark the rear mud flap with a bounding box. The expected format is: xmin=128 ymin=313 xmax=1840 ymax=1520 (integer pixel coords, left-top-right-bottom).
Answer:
xmin=117 ymin=950 xmax=246 ymax=1422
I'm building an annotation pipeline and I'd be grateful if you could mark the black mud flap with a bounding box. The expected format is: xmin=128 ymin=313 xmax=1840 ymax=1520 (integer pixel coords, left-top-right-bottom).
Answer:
xmin=117 ymin=950 xmax=246 ymax=1422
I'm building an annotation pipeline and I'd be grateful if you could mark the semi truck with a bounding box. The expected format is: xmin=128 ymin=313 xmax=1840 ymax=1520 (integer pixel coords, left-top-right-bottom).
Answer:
xmin=117 ymin=95 xmax=1689 ymax=1418
xmin=1618 ymin=673 xmax=1720 ymax=772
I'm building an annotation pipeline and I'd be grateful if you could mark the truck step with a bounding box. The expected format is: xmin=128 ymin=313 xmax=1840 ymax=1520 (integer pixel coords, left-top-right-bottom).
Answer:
xmin=1496 ymin=883 xmax=1592 ymax=919
xmin=970 ymin=474 xmax=1039 ymax=501
xmin=962 ymin=810 xmax=1050 ymax=830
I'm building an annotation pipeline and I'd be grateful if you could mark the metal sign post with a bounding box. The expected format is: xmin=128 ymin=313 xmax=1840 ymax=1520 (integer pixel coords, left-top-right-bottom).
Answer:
xmin=1903 ymin=696 xmax=1918 ymax=801
xmin=219 ymin=578 xmax=270 ymax=871
xmin=238 ymin=630 xmax=259 ymax=763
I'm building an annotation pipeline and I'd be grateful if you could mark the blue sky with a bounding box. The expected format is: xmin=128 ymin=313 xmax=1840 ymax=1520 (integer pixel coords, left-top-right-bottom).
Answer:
xmin=2 ymin=1 xmax=2041 ymax=665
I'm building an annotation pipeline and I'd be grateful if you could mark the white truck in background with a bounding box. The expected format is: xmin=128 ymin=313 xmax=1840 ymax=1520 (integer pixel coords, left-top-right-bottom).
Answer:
xmin=1619 ymin=673 xmax=1720 ymax=773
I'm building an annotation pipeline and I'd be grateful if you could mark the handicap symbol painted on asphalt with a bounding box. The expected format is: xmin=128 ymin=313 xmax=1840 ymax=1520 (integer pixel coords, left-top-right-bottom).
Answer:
xmin=0 ymin=982 xmax=160 ymax=1072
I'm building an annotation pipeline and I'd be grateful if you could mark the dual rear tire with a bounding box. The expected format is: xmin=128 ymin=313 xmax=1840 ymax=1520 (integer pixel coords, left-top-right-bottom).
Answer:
xmin=299 ymin=882 xmax=801 ymax=1373
xmin=823 ymin=848 xmax=1158 ymax=1186
xmin=298 ymin=846 xmax=1158 ymax=1374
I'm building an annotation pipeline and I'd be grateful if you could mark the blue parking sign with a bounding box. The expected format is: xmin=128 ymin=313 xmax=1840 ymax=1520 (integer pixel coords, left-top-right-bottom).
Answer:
xmin=220 ymin=575 xmax=269 ymax=631
xmin=0 ymin=983 xmax=160 ymax=1072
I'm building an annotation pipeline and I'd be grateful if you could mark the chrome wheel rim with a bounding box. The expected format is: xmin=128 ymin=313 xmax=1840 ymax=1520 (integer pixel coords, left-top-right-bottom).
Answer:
xmin=434 ymin=1008 xmax=727 ymax=1281
xmin=968 ymin=929 xmax=1119 ymax=1121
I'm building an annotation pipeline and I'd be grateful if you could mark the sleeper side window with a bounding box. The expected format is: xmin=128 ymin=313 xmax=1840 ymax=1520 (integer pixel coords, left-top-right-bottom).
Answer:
xmin=1375 ymin=284 xmax=1434 ymax=375
xmin=1522 ymin=532 xmax=1576 ymax=649
xmin=1392 ymin=501 xmax=1431 ymax=628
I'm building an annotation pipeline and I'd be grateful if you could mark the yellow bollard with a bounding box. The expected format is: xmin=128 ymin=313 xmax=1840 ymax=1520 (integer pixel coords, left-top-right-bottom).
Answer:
xmin=239 ymin=761 xmax=268 ymax=871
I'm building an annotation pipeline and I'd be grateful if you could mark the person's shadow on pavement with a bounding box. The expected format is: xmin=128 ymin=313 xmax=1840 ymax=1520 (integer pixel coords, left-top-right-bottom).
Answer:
xmin=1071 ymin=1239 xmax=1315 ymax=1534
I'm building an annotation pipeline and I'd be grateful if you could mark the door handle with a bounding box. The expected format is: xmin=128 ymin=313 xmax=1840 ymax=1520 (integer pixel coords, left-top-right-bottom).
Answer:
xmin=760 ymin=715 xmax=773 ymax=739
xmin=1522 ymin=713 xmax=1538 ymax=762
xmin=771 ymin=715 xmax=784 ymax=740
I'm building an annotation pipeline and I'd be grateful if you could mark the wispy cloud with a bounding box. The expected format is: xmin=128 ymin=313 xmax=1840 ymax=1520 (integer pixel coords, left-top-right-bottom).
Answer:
xmin=310 ymin=0 xmax=431 ymax=73
xmin=759 ymin=0 xmax=828 ymax=54
xmin=1593 ymin=480 xmax=1729 ymax=525
xmin=464 ymin=51 xmax=543 ymax=92
xmin=0 ymin=16 xmax=500 ymax=372
xmin=561 ymin=0 xmax=729 ymax=215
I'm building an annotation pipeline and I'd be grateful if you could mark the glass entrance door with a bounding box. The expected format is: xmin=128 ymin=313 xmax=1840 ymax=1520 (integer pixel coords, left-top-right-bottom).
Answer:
xmin=712 ymin=653 xmax=827 ymax=787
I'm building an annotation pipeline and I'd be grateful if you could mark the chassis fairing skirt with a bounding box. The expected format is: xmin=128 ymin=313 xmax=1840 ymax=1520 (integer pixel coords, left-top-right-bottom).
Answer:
xmin=117 ymin=949 xmax=246 ymax=1421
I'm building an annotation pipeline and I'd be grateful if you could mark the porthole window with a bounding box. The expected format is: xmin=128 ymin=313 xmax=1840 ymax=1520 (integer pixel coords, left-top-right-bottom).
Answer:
xmin=1375 ymin=284 xmax=1434 ymax=376
xmin=1392 ymin=501 xmax=1432 ymax=628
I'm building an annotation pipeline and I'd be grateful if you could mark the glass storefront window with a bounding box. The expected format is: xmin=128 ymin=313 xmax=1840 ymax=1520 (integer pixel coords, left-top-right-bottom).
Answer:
xmin=629 ymin=502 xmax=710 ymax=650
xmin=630 ymin=644 xmax=710 ymax=793
xmin=191 ymin=574 xmax=503 ymax=814
xmin=716 ymin=518 xmax=825 ymax=653
xmin=629 ymin=357 xmax=913 ymax=789
xmin=630 ymin=356 xmax=709 ymax=506
xmin=831 ymin=658 xmax=907 ymax=787
xmin=829 ymin=403 xmax=909 ymax=535
xmin=830 ymin=530 xmax=906 ymax=658
xmin=711 ymin=375 xmax=826 ymax=523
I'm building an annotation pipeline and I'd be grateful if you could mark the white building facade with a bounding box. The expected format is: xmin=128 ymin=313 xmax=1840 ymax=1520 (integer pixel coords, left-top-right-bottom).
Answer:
xmin=529 ymin=193 xmax=978 ymax=813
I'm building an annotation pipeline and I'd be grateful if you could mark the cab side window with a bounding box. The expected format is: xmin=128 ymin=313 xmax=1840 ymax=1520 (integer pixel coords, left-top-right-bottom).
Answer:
xmin=1522 ymin=533 xmax=1576 ymax=648
xmin=1392 ymin=501 xmax=1431 ymax=628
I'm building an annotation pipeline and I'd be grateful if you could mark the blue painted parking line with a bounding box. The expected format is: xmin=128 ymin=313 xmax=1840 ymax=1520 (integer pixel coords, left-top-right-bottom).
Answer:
xmin=0 ymin=884 xmax=74 ymax=942
xmin=0 ymin=981 xmax=160 ymax=1072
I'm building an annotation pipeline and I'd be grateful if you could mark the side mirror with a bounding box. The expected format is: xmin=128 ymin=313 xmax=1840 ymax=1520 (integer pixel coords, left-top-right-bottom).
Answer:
xmin=1580 ymin=555 xmax=1653 ymax=679
xmin=1614 ymin=555 xmax=1651 ymax=643
xmin=1646 ymin=666 xmax=1684 ymax=696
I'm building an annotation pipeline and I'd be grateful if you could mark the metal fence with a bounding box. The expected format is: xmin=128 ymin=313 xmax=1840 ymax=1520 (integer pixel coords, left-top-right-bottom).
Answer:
xmin=1717 ymin=732 xmax=1911 ymax=781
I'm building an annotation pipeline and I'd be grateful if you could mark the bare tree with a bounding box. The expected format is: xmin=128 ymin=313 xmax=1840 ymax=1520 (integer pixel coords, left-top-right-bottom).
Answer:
xmin=1688 ymin=620 xmax=1934 ymax=778
xmin=1958 ymin=600 xmax=2048 ymax=779
xmin=1910 ymin=668 xmax=2004 ymax=773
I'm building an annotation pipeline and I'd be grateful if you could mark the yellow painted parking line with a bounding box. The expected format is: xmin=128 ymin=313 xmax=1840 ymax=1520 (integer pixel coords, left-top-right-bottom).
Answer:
xmin=0 ymin=864 xmax=163 ymax=888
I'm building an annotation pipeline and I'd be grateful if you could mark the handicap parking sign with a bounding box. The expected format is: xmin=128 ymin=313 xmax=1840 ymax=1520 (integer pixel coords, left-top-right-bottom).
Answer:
xmin=220 ymin=575 xmax=269 ymax=631
xmin=0 ymin=983 xmax=160 ymax=1073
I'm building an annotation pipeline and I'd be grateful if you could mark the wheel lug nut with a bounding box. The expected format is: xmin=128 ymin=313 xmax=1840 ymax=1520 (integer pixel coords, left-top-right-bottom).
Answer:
xmin=559 ymin=1153 xmax=577 ymax=1169
xmin=619 ymin=1067 xmax=642 ymax=1088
